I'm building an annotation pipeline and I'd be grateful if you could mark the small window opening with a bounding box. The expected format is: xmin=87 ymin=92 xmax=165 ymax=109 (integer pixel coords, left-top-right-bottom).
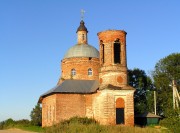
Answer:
xmin=88 ymin=68 xmax=93 ymax=76
xmin=71 ymin=69 xmax=76 ymax=76
xmin=102 ymin=44 xmax=105 ymax=63
xmin=114 ymin=39 xmax=120 ymax=64
xmin=82 ymin=34 xmax=85 ymax=40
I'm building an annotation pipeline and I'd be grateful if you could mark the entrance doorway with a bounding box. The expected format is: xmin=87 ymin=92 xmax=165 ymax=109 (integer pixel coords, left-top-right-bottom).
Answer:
xmin=116 ymin=108 xmax=124 ymax=124
xmin=116 ymin=98 xmax=125 ymax=124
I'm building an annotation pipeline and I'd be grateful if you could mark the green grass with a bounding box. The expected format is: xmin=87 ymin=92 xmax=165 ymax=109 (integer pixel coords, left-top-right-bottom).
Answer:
xmin=44 ymin=117 xmax=167 ymax=133
xmin=0 ymin=117 xmax=170 ymax=133
xmin=16 ymin=125 xmax=44 ymax=132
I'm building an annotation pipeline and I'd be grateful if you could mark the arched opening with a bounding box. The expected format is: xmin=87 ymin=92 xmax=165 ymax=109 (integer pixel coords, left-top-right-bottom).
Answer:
xmin=88 ymin=68 xmax=93 ymax=76
xmin=114 ymin=39 xmax=120 ymax=64
xmin=116 ymin=98 xmax=125 ymax=124
xmin=102 ymin=44 xmax=105 ymax=63
xmin=71 ymin=69 xmax=76 ymax=76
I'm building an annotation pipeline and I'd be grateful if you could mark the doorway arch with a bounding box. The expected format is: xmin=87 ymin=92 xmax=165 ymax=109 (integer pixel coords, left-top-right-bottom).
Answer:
xmin=116 ymin=98 xmax=125 ymax=124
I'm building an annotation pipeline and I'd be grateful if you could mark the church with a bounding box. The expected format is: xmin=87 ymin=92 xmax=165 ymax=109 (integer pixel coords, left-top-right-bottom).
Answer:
xmin=38 ymin=19 xmax=135 ymax=127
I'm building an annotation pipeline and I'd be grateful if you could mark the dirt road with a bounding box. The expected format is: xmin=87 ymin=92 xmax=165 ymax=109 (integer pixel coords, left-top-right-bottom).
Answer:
xmin=0 ymin=128 xmax=38 ymax=133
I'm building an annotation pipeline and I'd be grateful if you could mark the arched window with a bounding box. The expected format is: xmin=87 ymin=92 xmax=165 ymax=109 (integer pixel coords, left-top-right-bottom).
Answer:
xmin=114 ymin=39 xmax=120 ymax=64
xmin=88 ymin=68 xmax=93 ymax=76
xmin=71 ymin=69 xmax=76 ymax=76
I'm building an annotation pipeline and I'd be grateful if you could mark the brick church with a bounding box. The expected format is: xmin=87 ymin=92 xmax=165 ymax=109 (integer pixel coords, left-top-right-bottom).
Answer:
xmin=39 ymin=20 xmax=135 ymax=127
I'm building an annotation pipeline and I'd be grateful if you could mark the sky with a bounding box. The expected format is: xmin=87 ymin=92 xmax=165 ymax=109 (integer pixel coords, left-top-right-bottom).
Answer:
xmin=0 ymin=0 xmax=180 ymax=121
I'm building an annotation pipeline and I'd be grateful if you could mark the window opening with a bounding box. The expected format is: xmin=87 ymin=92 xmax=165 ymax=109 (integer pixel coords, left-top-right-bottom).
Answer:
xmin=71 ymin=69 xmax=76 ymax=76
xmin=102 ymin=44 xmax=105 ymax=63
xmin=114 ymin=39 xmax=120 ymax=64
xmin=88 ymin=68 xmax=93 ymax=76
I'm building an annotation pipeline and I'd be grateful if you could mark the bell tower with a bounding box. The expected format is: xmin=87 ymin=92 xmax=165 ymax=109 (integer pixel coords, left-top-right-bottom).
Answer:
xmin=98 ymin=30 xmax=128 ymax=89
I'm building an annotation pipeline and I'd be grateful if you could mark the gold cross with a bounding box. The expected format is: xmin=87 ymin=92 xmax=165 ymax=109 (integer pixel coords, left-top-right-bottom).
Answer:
xmin=81 ymin=9 xmax=85 ymax=20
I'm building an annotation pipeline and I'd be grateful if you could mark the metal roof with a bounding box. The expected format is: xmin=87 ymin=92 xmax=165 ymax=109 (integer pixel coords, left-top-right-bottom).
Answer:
xmin=76 ymin=20 xmax=88 ymax=33
xmin=39 ymin=80 xmax=99 ymax=102
xmin=135 ymin=112 xmax=161 ymax=118
xmin=64 ymin=44 xmax=99 ymax=59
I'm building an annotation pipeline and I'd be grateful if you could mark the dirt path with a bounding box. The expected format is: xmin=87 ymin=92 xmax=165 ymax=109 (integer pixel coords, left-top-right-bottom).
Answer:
xmin=0 ymin=128 xmax=38 ymax=133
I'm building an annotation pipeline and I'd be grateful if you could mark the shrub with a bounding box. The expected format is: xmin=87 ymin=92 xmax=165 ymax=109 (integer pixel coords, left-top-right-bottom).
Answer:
xmin=16 ymin=119 xmax=31 ymax=126
xmin=61 ymin=116 xmax=97 ymax=125
xmin=44 ymin=117 xmax=161 ymax=133
xmin=159 ymin=109 xmax=180 ymax=132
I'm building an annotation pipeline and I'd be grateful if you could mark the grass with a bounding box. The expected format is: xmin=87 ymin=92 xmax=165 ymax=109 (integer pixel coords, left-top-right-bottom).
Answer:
xmin=16 ymin=125 xmax=44 ymax=132
xmin=44 ymin=117 xmax=167 ymax=133
xmin=0 ymin=117 xmax=170 ymax=133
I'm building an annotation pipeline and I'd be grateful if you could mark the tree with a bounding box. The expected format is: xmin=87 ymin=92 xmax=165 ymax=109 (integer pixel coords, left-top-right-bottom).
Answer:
xmin=153 ymin=53 xmax=180 ymax=132
xmin=128 ymin=68 xmax=154 ymax=114
xmin=30 ymin=103 xmax=42 ymax=126
xmin=153 ymin=53 xmax=180 ymax=116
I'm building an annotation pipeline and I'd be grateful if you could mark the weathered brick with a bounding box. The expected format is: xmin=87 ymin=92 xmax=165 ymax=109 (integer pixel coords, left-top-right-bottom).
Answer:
xmin=41 ymin=29 xmax=135 ymax=127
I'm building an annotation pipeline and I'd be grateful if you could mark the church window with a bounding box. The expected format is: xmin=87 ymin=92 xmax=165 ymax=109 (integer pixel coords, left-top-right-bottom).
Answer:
xmin=114 ymin=39 xmax=120 ymax=64
xmin=88 ymin=68 xmax=93 ymax=76
xmin=71 ymin=69 xmax=76 ymax=76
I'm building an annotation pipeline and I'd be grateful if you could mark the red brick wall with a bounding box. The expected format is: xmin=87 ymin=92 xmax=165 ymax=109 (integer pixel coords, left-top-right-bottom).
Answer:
xmin=97 ymin=30 xmax=128 ymax=88
xmin=56 ymin=94 xmax=86 ymax=122
xmin=42 ymin=94 xmax=56 ymax=127
xmin=42 ymin=93 xmax=90 ymax=127
xmin=58 ymin=57 xmax=99 ymax=84
xmin=98 ymin=30 xmax=127 ymax=67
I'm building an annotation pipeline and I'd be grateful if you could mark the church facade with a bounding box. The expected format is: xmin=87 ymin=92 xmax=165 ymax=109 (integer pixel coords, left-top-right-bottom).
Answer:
xmin=39 ymin=20 xmax=135 ymax=127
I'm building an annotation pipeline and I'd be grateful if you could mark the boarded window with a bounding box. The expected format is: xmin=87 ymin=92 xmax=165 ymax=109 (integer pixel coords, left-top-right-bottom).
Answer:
xmin=114 ymin=41 xmax=120 ymax=64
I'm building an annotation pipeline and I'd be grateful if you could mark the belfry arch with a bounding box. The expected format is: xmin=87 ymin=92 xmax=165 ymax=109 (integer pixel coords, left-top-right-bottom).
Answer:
xmin=114 ymin=38 xmax=120 ymax=64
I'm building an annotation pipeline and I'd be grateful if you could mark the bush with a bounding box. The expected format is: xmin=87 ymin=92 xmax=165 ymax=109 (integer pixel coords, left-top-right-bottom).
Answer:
xmin=16 ymin=119 xmax=31 ymax=126
xmin=159 ymin=109 xmax=180 ymax=132
xmin=61 ymin=116 xmax=97 ymax=125
xmin=160 ymin=117 xmax=180 ymax=132
xmin=44 ymin=117 xmax=161 ymax=133
xmin=0 ymin=118 xmax=15 ymax=129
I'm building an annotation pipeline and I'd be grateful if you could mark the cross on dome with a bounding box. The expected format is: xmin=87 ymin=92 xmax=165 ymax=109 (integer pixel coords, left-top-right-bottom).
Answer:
xmin=81 ymin=9 xmax=85 ymax=20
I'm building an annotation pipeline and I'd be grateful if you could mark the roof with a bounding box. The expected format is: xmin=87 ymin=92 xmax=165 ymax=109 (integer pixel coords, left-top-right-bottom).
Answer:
xmin=76 ymin=20 xmax=88 ymax=33
xmin=135 ymin=112 xmax=161 ymax=118
xmin=64 ymin=44 xmax=99 ymax=59
xmin=39 ymin=80 xmax=99 ymax=102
